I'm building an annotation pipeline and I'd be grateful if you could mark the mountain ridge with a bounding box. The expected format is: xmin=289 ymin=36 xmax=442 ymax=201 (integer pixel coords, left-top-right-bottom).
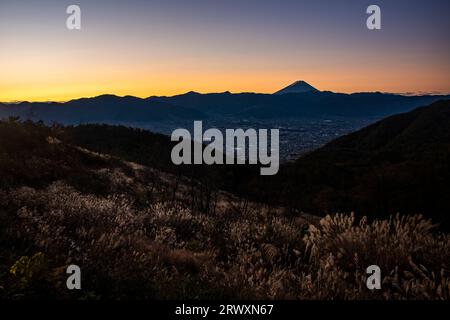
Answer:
xmin=274 ymin=80 xmax=320 ymax=95
xmin=1 ymin=88 xmax=449 ymax=123
xmin=241 ymin=99 xmax=450 ymax=228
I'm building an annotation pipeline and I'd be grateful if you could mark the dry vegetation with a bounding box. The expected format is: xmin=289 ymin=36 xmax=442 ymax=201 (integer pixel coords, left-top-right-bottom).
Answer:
xmin=1 ymin=177 xmax=449 ymax=300
xmin=0 ymin=119 xmax=449 ymax=300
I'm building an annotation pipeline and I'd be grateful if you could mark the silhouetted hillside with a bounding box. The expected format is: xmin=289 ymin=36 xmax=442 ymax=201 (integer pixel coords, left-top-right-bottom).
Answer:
xmin=148 ymin=91 xmax=268 ymax=116
xmin=0 ymin=95 xmax=205 ymax=124
xmin=60 ymin=124 xmax=259 ymax=196
xmin=248 ymin=100 xmax=450 ymax=228
xmin=150 ymin=91 xmax=449 ymax=118
xmin=0 ymin=119 xmax=115 ymax=194
xmin=2 ymin=90 xmax=448 ymax=124
xmin=0 ymin=118 xmax=250 ymax=212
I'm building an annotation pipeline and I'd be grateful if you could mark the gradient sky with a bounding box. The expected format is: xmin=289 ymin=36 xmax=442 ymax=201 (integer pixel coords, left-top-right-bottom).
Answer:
xmin=1 ymin=0 xmax=449 ymax=102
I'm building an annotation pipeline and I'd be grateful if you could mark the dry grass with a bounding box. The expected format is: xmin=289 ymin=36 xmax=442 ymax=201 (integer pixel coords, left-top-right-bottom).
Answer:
xmin=1 ymin=179 xmax=449 ymax=300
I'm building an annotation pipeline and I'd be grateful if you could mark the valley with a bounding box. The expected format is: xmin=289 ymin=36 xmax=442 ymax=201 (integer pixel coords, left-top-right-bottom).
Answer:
xmin=0 ymin=98 xmax=449 ymax=300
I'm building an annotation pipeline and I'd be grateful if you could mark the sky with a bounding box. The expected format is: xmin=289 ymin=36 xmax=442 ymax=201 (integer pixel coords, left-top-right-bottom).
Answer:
xmin=0 ymin=0 xmax=449 ymax=102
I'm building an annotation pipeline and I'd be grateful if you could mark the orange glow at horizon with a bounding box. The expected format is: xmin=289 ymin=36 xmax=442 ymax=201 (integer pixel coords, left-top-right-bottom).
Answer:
xmin=1 ymin=0 xmax=449 ymax=102
xmin=1 ymin=66 xmax=449 ymax=102
xmin=1 ymin=40 xmax=449 ymax=102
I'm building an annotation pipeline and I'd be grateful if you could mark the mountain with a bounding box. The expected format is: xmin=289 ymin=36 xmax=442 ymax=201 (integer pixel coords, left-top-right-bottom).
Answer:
xmin=238 ymin=91 xmax=450 ymax=118
xmin=149 ymin=90 xmax=449 ymax=119
xmin=1 ymin=89 xmax=450 ymax=123
xmin=0 ymin=95 xmax=205 ymax=124
xmin=274 ymin=80 xmax=320 ymax=95
xmin=148 ymin=91 xmax=268 ymax=116
xmin=242 ymin=100 xmax=450 ymax=229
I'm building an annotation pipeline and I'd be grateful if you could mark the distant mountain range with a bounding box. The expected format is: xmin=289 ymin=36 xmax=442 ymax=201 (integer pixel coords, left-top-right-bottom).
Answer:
xmin=1 ymin=81 xmax=449 ymax=123
xmin=0 ymin=95 xmax=203 ymax=124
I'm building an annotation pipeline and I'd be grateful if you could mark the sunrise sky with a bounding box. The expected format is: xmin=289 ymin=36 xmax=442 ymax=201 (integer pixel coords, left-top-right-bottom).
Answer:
xmin=0 ymin=0 xmax=449 ymax=102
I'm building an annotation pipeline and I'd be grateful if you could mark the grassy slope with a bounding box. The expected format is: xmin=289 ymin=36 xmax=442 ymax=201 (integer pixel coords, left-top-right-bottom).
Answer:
xmin=0 ymin=102 xmax=449 ymax=299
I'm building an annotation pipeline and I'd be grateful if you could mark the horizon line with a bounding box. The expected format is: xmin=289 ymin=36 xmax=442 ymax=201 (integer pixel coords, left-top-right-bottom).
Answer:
xmin=2 ymin=89 xmax=450 ymax=104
